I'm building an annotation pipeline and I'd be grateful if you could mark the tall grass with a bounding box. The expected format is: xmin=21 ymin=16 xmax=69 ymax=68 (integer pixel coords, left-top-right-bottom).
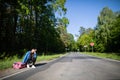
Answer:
xmin=0 ymin=55 xmax=22 ymax=70
xmin=81 ymin=52 xmax=120 ymax=60
xmin=0 ymin=53 xmax=64 ymax=70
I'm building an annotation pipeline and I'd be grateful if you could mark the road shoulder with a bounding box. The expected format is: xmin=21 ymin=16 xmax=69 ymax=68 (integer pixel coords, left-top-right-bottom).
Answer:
xmin=0 ymin=61 xmax=49 ymax=79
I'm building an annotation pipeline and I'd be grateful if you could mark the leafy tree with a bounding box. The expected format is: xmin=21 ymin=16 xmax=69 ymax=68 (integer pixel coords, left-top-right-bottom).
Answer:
xmin=0 ymin=0 xmax=69 ymax=58
xmin=77 ymin=7 xmax=120 ymax=53
xmin=79 ymin=26 xmax=85 ymax=35
xmin=108 ymin=14 xmax=120 ymax=53
xmin=95 ymin=7 xmax=116 ymax=52
xmin=77 ymin=27 xmax=94 ymax=52
xmin=0 ymin=0 xmax=19 ymax=54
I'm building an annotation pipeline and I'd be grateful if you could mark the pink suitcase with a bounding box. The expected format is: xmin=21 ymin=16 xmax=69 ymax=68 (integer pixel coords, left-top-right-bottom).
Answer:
xmin=13 ymin=62 xmax=26 ymax=69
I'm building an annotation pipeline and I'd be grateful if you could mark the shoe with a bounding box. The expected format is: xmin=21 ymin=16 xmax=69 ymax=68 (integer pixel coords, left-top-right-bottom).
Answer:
xmin=31 ymin=65 xmax=36 ymax=68
xmin=27 ymin=64 xmax=30 ymax=68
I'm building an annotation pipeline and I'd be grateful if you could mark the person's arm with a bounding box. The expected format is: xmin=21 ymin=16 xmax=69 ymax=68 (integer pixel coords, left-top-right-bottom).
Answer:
xmin=22 ymin=51 xmax=30 ymax=63
xmin=33 ymin=52 xmax=37 ymax=58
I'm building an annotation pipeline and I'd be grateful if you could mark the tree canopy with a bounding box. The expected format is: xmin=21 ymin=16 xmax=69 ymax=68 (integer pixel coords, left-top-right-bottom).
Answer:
xmin=0 ymin=0 xmax=75 ymax=57
xmin=77 ymin=7 xmax=120 ymax=53
xmin=1 ymin=1 xmax=120 ymax=58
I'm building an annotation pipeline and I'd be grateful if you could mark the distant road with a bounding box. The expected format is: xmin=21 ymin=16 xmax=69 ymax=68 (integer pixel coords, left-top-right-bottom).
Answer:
xmin=2 ymin=52 xmax=120 ymax=80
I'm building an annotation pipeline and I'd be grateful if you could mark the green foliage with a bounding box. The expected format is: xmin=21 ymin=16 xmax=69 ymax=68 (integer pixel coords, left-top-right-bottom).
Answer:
xmin=95 ymin=7 xmax=116 ymax=52
xmin=77 ymin=7 xmax=120 ymax=53
xmin=0 ymin=0 xmax=70 ymax=57
xmin=52 ymin=0 xmax=67 ymax=15
xmin=108 ymin=15 xmax=120 ymax=53
xmin=56 ymin=25 xmax=75 ymax=51
xmin=77 ymin=27 xmax=95 ymax=51
xmin=0 ymin=53 xmax=64 ymax=70
xmin=0 ymin=55 xmax=22 ymax=70
xmin=81 ymin=52 xmax=120 ymax=60
xmin=37 ymin=53 xmax=64 ymax=61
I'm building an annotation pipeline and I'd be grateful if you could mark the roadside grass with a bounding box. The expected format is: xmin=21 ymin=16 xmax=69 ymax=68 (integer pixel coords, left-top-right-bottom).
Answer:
xmin=0 ymin=55 xmax=22 ymax=70
xmin=37 ymin=54 xmax=64 ymax=61
xmin=0 ymin=53 xmax=64 ymax=70
xmin=81 ymin=52 xmax=120 ymax=60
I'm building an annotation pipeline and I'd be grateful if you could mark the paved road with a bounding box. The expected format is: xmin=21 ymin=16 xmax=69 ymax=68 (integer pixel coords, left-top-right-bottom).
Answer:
xmin=2 ymin=52 xmax=120 ymax=80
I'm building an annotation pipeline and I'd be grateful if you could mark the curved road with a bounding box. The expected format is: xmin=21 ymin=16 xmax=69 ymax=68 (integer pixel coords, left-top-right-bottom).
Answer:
xmin=2 ymin=52 xmax=120 ymax=80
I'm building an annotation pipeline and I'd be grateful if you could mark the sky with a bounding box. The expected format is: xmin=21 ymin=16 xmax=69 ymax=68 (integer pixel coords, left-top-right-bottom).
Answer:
xmin=65 ymin=0 xmax=120 ymax=40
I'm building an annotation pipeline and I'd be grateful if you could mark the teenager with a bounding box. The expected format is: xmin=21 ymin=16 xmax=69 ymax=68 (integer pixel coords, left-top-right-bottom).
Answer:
xmin=22 ymin=49 xmax=37 ymax=68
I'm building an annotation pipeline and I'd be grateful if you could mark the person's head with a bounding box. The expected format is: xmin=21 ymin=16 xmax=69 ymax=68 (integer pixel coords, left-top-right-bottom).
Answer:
xmin=31 ymin=48 xmax=37 ymax=54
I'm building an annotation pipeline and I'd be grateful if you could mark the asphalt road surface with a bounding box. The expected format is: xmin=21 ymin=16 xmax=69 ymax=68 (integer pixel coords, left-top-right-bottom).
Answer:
xmin=2 ymin=52 xmax=120 ymax=80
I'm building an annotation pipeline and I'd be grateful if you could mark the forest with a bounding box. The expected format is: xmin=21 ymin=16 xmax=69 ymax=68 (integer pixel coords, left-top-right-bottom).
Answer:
xmin=77 ymin=7 xmax=120 ymax=54
xmin=0 ymin=0 xmax=75 ymax=57
xmin=0 ymin=0 xmax=120 ymax=59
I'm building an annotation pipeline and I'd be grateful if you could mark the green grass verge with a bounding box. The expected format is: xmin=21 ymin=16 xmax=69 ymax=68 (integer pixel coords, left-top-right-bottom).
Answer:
xmin=0 ymin=55 xmax=23 ymax=70
xmin=0 ymin=53 xmax=64 ymax=70
xmin=37 ymin=54 xmax=64 ymax=61
xmin=81 ymin=52 xmax=120 ymax=60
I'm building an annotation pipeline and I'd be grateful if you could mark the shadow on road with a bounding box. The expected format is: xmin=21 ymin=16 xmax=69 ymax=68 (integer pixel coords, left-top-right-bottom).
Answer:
xmin=35 ymin=63 xmax=47 ymax=67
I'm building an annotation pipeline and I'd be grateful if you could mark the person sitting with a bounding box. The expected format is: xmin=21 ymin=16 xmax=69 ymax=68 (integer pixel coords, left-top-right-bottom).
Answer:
xmin=22 ymin=48 xmax=37 ymax=68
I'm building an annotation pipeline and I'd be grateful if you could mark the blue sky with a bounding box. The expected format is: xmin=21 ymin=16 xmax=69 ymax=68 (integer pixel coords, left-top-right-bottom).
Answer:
xmin=65 ymin=0 xmax=120 ymax=40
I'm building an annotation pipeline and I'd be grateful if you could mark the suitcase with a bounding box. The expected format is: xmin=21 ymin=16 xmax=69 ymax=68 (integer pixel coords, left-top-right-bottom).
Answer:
xmin=13 ymin=62 xmax=26 ymax=69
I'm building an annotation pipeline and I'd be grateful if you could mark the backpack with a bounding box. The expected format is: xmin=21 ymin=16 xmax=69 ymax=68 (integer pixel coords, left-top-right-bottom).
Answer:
xmin=13 ymin=62 xmax=26 ymax=69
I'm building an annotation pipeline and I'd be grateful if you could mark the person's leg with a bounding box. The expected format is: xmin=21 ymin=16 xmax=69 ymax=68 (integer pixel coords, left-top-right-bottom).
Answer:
xmin=31 ymin=58 xmax=36 ymax=68
xmin=32 ymin=58 xmax=36 ymax=65
xmin=26 ymin=59 xmax=31 ymax=68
